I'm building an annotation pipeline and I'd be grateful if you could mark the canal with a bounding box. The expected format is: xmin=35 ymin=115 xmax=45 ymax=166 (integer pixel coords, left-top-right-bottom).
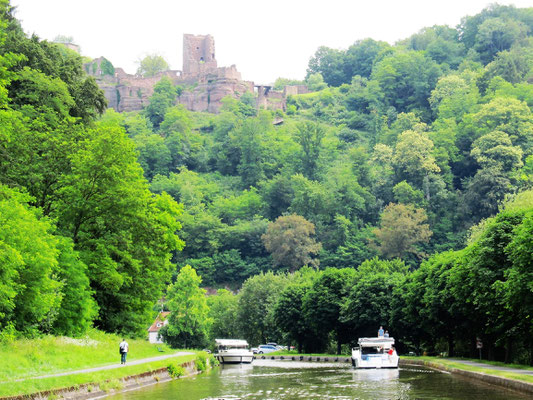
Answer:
xmin=108 ymin=360 xmax=529 ymax=399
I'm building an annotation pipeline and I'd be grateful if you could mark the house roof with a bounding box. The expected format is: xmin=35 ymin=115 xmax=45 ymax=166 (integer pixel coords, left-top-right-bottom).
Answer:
xmin=147 ymin=312 xmax=170 ymax=333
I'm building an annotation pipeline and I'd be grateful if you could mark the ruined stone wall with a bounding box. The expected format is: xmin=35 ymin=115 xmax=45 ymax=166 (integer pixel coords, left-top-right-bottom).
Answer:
xmin=284 ymin=85 xmax=310 ymax=96
xmin=183 ymin=34 xmax=217 ymax=76
xmin=179 ymin=78 xmax=253 ymax=113
xmin=87 ymin=34 xmax=308 ymax=114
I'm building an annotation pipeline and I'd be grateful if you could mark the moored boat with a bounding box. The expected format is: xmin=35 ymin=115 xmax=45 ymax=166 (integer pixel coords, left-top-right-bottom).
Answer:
xmin=351 ymin=337 xmax=399 ymax=369
xmin=215 ymin=339 xmax=254 ymax=364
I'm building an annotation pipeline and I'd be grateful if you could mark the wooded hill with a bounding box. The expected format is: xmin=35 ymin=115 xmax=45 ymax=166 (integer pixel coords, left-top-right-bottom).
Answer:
xmin=0 ymin=0 xmax=532 ymax=363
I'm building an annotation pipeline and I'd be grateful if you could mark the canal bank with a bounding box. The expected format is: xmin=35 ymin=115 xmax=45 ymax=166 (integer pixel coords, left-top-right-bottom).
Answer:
xmin=255 ymin=354 xmax=533 ymax=396
xmin=0 ymin=353 xmax=199 ymax=400
xmin=104 ymin=359 xmax=531 ymax=399
xmin=400 ymin=357 xmax=533 ymax=396
xmin=5 ymin=355 xmax=533 ymax=399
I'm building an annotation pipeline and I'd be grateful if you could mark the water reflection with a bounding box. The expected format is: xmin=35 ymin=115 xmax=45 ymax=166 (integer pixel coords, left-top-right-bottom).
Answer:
xmin=108 ymin=360 xmax=530 ymax=400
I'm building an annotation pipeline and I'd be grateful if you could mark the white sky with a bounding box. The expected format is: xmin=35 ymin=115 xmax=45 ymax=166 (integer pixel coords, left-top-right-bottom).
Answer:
xmin=10 ymin=0 xmax=533 ymax=84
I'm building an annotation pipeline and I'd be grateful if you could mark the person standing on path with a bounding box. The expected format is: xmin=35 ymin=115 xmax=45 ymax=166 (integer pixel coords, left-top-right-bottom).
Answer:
xmin=119 ymin=339 xmax=129 ymax=364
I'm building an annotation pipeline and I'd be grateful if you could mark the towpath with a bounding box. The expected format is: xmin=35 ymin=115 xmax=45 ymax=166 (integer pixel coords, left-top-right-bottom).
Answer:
xmin=8 ymin=351 xmax=194 ymax=383
xmin=446 ymin=359 xmax=533 ymax=376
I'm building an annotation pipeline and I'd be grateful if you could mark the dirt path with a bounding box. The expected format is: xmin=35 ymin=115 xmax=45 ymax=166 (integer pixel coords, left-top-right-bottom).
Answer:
xmin=10 ymin=352 xmax=194 ymax=382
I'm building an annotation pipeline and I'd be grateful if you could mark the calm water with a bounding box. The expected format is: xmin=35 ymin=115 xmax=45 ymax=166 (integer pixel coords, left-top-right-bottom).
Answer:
xmin=108 ymin=360 xmax=529 ymax=399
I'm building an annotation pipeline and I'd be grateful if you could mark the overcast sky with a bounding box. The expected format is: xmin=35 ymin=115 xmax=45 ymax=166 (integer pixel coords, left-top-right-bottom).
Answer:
xmin=10 ymin=0 xmax=533 ymax=84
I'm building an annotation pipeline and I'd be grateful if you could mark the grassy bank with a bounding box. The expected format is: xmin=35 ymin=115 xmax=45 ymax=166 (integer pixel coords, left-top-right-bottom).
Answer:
xmin=0 ymin=329 xmax=196 ymax=397
xmin=402 ymin=356 xmax=533 ymax=384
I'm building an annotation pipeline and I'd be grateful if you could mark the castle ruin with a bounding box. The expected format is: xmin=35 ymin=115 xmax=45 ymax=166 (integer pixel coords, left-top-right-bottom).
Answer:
xmin=86 ymin=34 xmax=308 ymax=114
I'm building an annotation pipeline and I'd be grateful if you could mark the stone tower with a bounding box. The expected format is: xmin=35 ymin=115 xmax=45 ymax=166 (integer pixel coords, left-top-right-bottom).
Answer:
xmin=183 ymin=34 xmax=217 ymax=76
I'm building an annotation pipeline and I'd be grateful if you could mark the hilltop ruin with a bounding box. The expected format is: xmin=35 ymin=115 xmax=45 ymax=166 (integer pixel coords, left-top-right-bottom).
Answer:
xmin=85 ymin=34 xmax=308 ymax=113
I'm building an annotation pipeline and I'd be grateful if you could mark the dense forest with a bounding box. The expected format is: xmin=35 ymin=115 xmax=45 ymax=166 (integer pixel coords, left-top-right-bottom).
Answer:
xmin=0 ymin=0 xmax=532 ymax=364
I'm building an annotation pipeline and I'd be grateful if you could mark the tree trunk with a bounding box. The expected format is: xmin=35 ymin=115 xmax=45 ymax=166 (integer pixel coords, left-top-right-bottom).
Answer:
xmin=488 ymin=343 xmax=495 ymax=361
xmin=529 ymin=338 xmax=533 ymax=366
xmin=447 ymin=334 xmax=455 ymax=357
xmin=504 ymin=337 xmax=512 ymax=364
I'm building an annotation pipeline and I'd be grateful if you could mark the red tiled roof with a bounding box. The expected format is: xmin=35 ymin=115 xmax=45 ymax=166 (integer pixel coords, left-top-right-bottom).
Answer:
xmin=147 ymin=312 xmax=170 ymax=332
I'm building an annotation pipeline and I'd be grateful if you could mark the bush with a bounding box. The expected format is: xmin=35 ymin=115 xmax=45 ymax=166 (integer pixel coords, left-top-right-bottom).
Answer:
xmin=167 ymin=363 xmax=186 ymax=378
xmin=209 ymin=353 xmax=220 ymax=367
xmin=196 ymin=352 xmax=208 ymax=372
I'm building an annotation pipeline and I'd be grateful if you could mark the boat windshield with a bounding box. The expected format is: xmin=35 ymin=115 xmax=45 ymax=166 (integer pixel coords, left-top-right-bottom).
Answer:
xmin=217 ymin=344 xmax=248 ymax=350
xmin=215 ymin=339 xmax=249 ymax=350
xmin=361 ymin=346 xmax=385 ymax=354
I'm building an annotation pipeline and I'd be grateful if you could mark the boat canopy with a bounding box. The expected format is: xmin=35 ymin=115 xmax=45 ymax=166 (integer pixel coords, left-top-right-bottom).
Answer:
xmin=357 ymin=337 xmax=395 ymax=347
xmin=215 ymin=339 xmax=249 ymax=348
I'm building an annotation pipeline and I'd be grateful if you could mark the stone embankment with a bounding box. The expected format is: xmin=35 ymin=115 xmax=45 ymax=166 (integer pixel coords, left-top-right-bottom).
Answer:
xmin=254 ymin=355 xmax=351 ymax=363
xmin=400 ymin=358 xmax=533 ymax=396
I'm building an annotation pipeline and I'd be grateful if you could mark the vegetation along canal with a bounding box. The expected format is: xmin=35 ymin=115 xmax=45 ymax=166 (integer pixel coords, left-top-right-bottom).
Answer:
xmin=107 ymin=360 xmax=529 ymax=399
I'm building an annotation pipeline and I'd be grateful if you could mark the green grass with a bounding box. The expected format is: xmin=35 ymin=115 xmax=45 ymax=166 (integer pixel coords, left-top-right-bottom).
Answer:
xmin=403 ymin=356 xmax=533 ymax=385
xmin=0 ymin=328 xmax=198 ymax=397
xmin=0 ymin=328 xmax=177 ymax=381
xmin=0 ymin=353 xmax=195 ymax=397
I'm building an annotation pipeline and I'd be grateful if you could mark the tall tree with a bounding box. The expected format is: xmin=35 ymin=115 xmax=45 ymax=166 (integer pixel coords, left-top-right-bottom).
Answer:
xmin=162 ymin=265 xmax=211 ymax=348
xmin=303 ymin=268 xmax=356 ymax=354
xmin=145 ymin=77 xmax=177 ymax=129
xmin=262 ymin=214 xmax=322 ymax=272
xmin=372 ymin=203 xmax=432 ymax=260
xmin=137 ymin=54 xmax=169 ymax=77
xmin=55 ymin=122 xmax=184 ymax=335
xmin=236 ymin=272 xmax=288 ymax=345
xmin=294 ymin=121 xmax=325 ymax=180
xmin=207 ymin=289 xmax=239 ymax=341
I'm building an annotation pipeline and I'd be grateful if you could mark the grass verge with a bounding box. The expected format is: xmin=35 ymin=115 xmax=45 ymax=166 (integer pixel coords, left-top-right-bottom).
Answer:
xmin=402 ymin=356 xmax=533 ymax=385
xmin=0 ymin=353 xmax=196 ymax=397
xmin=0 ymin=328 xmax=176 ymax=382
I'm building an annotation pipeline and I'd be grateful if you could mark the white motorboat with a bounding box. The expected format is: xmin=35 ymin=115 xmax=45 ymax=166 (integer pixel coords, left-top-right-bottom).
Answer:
xmin=351 ymin=337 xmax=399 ymax=369
xmin=214 ymin=339 xmax=254 ymax=364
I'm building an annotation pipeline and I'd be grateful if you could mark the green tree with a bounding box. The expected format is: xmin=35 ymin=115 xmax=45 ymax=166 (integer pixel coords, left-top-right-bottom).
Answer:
xmin=474 ymin=17 xmax=527 ymax=64
xmin=207 ymin=289 xmax=239 ymax=342
xmin=145 ymin=77 xmax=177 ymax=129
xmin=470 ymin=131 xmax=523 ymax=172
xmin=392 ymin=130 xmax=440 ymax=188
xmin=371 ymin=49 xmax=442 ymax=118
xmin=463 ymin=167 xmax=512 ymax=221
xmin=0 ymin=186 xmax=62 ymax=334
xmin=0 ymin=185 xmax=95 ymax=336
xmin=274 ymin=276 xmax=323 ymax=353
xmin=56 ymin=122 xmax=184 ymax=335
xmin=306 ymin=46 xmax=345 ymax=87
xmin=162 ymin=265 xmax=211 ymax=348
xmin=2 ymin=17 xmax=106 ymax=121
xmin=372 ymin=203 xmax=432 ymax=260
xmin=470 ymin=97 xmax=533 ymax=155
xmin=344 ymin=38 xmax=391 ymax=79
xmin=236 ymin=272 xmax=288 ymax=345
xmin=137 ymin=54 xmax=169 ymax=77
xmin=305 ymin=73 xmax=327 ymax=91
xmin=262 ymin=214 xmax=322 ymax=272
xmin=401 ymin=25 xmax=466 ymax=68
xmin=294 ymin=121 xmax=325 ymax=180
xmin=52 ymin=236 xmax=98 ymax=336
xmin=234 ymin=117 xmax=268 ymax=188
xmin=341 ymin=266 xmax=406 ymax=340
xmin=303 ymin=268 xmax=356 ymax=354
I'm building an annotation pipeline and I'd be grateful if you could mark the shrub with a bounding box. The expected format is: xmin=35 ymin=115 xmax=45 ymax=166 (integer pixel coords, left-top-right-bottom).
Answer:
xmin=167 ymin=363 xmax=186 ymax=378
xmin=196 ymin=352 xmax=208 ymax=372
